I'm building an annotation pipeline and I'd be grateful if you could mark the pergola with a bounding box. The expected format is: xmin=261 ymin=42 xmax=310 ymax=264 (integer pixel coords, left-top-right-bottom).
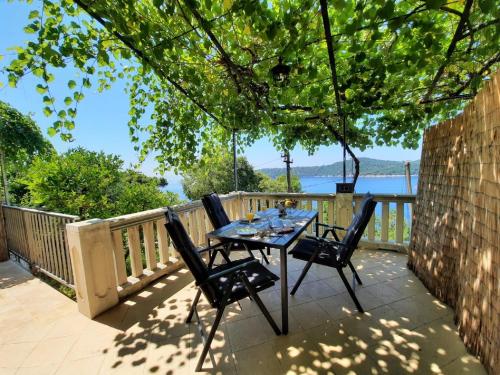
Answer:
xmin=6 ymin=0 xmax=499 ymax=175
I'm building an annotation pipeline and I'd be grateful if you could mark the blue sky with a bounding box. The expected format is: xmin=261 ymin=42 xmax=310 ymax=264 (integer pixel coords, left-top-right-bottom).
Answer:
xmin=0 ymin=2 xmax=422 ymax=183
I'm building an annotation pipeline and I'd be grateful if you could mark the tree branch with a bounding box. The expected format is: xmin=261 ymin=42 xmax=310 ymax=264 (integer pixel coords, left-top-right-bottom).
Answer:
xmin=73 ymin=0 xmax=221 ymax=125
xmin=422 ymin=0 xmax=474 ymax=102
xmin=454 ymin=53 xmax=500 ymax=95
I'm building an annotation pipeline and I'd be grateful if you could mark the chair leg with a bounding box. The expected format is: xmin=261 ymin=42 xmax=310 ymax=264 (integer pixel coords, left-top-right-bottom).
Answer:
xmin=186 ymin=289 xmax=202 ymax=323
xmin=337 ymin=267 xmax=364 ymax=313
xmin=195 ymin=305 xmax=225 ymax=372
xmin=267 ymin=246 xmax=271 ymax=256
xmin=241 ymin=277 xmax=281 ymax=336
xmin=258 ymin=248 xmax=270 ymax=264
xmin=290 ymin=260 xmax=313 ymax=295
xmin=348 ymin=261 xmax=362 ymax=285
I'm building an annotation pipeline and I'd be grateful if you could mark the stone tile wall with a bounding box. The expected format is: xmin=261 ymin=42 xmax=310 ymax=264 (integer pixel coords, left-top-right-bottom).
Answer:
xmin=409 ymin=72 xmax=499 ymax=374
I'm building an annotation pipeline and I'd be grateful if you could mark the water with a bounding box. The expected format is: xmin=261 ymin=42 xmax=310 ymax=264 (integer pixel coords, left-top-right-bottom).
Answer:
xmin=300 ymin=175 xmax=418 ymax=195
xmin=164 ymin=175 xmax=418 ymax=200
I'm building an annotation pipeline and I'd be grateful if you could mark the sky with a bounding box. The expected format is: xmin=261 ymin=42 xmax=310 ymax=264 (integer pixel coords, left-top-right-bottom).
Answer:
xmin=0 ymin=2 xmax=422 ymax=184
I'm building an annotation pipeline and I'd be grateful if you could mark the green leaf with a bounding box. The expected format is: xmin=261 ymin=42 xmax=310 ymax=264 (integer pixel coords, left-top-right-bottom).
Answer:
xmin=36 ymin=84 xmax=47 ymax=94
xmin=47 ymin=127 xmax=57 ymax=136
xmin=478 ymin=0 xmax=495 ymax=13
xmin=67 ymin=80 xmax=77 ymax=89
xmin=43 ymin=106 xmax=53 ymax=116
xmin=425 ymin=0 xmax=446 ymax=9
xmin=377 ymin=1 xmax=394 ymax=19
xmin=223 ymin=0 xmax=233 ymax=11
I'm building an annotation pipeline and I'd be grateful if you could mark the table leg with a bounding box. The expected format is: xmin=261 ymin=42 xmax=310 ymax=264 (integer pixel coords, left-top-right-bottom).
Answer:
xmin=315 ymin=215 xmax=319 ymax=237
xmin=280 ymin=247 xmax=288 ymax=334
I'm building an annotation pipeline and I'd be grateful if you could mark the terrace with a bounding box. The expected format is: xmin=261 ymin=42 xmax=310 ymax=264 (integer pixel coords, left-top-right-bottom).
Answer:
xmin=0 ymin=184 xmax=495 ymax=374
xmin=1 ymin=1 xmax=498 ymax=374
xmin=0 ymin=233 xmax=485 ymax=375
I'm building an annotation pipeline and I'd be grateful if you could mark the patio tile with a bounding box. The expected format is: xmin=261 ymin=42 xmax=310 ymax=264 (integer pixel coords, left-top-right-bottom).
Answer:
xmin=233 ymin=341 xmax=281 ymax=375
xmin=15 ymin=364 xmax=58 ymax=375
xmin=274 ymin=329 xmax=324 ymax=374
xmin=144 ymin=332 xmax=196 ymax=375
xmin=226 ymin=314 xmax=278 ymax=352
xmin=326 ymin=351 xmax=380 ymax=375
xmin=191 ymin=324 xmax=237 ymax=374
xmin=54 ymin=355 xmax=105 ymax=375
xmin=316 ymin=292 xmax=359 ymax=321
xmin=0 ymin=342 xmax=37 ymax=369
xmin=0 ymin=250 xmax=488 ymax=375
xmin=441 ymin=354 xmax=487 ymax=375
xmin=21 ymin=336 xmax=77 ymax=368
xmin=289 ymin=301 xmax=331 ymax=330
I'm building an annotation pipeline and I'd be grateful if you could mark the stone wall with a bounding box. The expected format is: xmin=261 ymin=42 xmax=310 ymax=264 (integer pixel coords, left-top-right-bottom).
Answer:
xmin=408 ymin=72 xmax=499 ymax=374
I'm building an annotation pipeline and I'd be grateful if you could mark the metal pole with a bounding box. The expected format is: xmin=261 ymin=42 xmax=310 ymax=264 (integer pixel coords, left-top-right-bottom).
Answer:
xmin=405 ymin=161 xmax=413 ymax=220
xmin=319 ymin=0 xmax=347 ymax=183
xmin=232 ymin=129 xmax=238 ymax=191
xmin=404 ymin=161 xmax=413 ymax=194
xmin=282 ymin=151 xmax=293 ymax=193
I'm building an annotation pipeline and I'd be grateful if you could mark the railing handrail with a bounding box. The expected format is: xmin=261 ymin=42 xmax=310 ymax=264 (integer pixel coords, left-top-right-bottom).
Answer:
xmin=240 ymin=192 xmax=336 ymax=199
xmin=241 ymin=191 xmax=416 ymax=201
xmin=1 ymin=204 xmax=80 ymax=221
xmin=106 ymin=192 xmax=240 ymax=231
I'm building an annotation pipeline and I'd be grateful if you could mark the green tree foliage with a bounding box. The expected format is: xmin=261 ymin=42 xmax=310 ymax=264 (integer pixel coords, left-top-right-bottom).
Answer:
xmin=182 ymin=153 xmax=261 ymax=200
xmin=257 ymin=173 xmax=302 ymax=193
xmin=0 ymin=100 xmax=54 ymax=203
xmin=2 ymin=1 xmax=499 ymax=171
xmin=23 ymin=148 xmax=180 ymax=218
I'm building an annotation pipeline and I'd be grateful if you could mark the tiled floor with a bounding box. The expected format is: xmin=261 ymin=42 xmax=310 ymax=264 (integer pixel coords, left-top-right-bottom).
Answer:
xmin=0 ymin=250 xmax=487 ymax=374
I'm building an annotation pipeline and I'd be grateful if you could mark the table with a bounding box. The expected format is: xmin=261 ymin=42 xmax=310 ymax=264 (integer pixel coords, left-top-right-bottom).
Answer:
xmin=206 ymin=208 xmax=318 ymax=334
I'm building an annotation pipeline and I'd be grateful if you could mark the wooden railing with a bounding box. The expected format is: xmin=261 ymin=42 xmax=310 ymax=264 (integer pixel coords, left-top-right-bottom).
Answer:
xmin=1 ymin=205 xmax=79 ymax=287
xmin=66 ymin=191 xmax=415 ymax=318
xmin=104 ymin=193 xmax=241 ymax=299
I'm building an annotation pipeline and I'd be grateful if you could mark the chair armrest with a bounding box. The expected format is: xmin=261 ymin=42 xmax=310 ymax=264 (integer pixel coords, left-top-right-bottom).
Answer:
xmin=197 ymin=243 xmax=227 ymax=253
xmin=199 ymin=259 xmax=259 ymax=285
xmin=315 ymin=223 xmax=346 ymax=231
xmin=305 ymin=235 xmax=347 ymax=248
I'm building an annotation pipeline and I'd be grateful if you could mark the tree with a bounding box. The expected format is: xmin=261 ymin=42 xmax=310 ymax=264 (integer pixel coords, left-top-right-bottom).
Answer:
xmin=258 ymin=173 xmax=302 ymax=193
xmin=182 ymin=153 xmax=261 ymax=200
xmin=0 ymin=101 xmax=53 ymax=204
xmin=3 ymin=1 xmax=499 ymax=172
xmin=23 ymin=148 xmax=180 ymax=219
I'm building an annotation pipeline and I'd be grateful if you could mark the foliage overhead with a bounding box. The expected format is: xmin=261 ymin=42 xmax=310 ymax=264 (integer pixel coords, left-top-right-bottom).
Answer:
xmin=182 ymin=153 xmax=262 ymax=199
xmin=23 ymin=147 xmax=180 ymax=218
xmin=3 ymin=0 xmax=499 ymax=171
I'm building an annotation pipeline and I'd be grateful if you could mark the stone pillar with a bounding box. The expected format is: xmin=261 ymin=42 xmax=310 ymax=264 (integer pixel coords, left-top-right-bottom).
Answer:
xmin=66 ymin=219 xmax=119 ymax=318
xmin=335 ymin=193 xmax=354 ymax=236
xmin=0 ymin=205 xmax=8 ymax=262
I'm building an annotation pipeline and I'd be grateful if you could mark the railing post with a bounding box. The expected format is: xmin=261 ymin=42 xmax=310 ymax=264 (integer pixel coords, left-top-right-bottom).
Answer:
xmin=334 ymin=193 xmax=353 ymax=236
xmin=66 ymin=219 xmax=119 ymax=318
xmin=0 ymin=205 xmax=8 ymax=262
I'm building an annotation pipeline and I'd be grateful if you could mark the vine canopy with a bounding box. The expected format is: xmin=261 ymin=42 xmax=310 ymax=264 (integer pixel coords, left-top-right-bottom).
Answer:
xmin=3 ymin=0 xmax=499 ymax=172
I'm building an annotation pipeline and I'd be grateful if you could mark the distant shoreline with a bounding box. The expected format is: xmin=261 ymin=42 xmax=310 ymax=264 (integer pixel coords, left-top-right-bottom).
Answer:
xmin=299 ymin=174 xmax=418 ymax=178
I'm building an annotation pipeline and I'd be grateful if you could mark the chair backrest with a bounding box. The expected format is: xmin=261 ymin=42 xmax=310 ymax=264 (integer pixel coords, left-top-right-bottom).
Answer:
xmin=164 ymin=208 xmax=218 ymax=304
xmin=337 ymin=193 xmax=377 ymax=264
xmin=202 ymin=192 xmax=231 ymax=229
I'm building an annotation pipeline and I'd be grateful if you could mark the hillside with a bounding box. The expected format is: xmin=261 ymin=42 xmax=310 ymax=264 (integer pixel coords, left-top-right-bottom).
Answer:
xmin=259 ymin=158 xmax=420 ymax=178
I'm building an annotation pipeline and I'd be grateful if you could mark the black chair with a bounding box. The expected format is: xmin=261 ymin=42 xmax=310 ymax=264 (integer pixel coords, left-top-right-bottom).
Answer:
xmin=289 ymin=193 xmax=377 ymax=313
xmin=164 ymin=208 xmax=281 ymax=371
xmin=202 ymin=192 xmax=270 ymax=264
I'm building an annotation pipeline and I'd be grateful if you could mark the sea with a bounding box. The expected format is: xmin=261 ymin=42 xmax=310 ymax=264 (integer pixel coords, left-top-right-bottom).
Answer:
xmin=166 ymin=175 xmax=418 ymax=200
